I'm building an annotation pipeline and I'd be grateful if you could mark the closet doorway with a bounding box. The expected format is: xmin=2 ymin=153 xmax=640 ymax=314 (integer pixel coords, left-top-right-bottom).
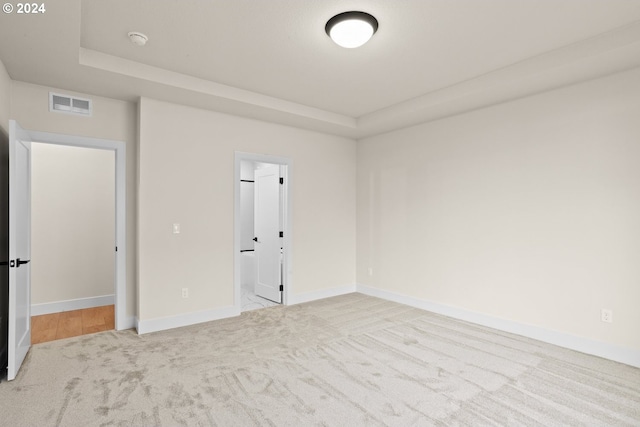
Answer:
xmin=7 ymin=121 xmax=126 ymax=381
xmin=30 ymin=143 xmax=115 ymax=343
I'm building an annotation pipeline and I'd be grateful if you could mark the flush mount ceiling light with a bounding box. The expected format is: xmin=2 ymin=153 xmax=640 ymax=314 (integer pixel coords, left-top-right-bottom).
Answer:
xmin=128 ymin=31 xmax=148 ymax=46
xmin=325 ymin=11 xmax=378 ymax=48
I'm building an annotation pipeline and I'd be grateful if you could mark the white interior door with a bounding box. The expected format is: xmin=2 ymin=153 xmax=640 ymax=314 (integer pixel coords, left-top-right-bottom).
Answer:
xmin=254 ymin=164 xmax=282 ymax=303
xmin=8 ymin=120 xmax=32 ymax=381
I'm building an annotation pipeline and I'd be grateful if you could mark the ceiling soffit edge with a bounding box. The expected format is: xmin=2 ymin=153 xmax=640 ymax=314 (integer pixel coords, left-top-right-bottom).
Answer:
xmin=79 ymin=21 xmax=640 ymax=138
xmin=357 ymin=21 xmax=640 ymax=136
xmin=79 ymin=47 xmax=357 ymax=131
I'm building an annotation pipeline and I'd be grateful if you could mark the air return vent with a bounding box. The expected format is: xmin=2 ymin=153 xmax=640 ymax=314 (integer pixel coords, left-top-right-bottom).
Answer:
xmin=49 ymin=92 xmax=92 ymax=116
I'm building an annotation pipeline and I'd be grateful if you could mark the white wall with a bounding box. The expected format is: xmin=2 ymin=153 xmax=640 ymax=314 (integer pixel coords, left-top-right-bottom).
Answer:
xmin=0 ymin=58 xmax=10 ymax=136
xmin=240 ymin=161 xmax=255 ymax=180
xmin=30 ymin=143 xmax=114 ymax=304
xmin=11 ymin=81 xmax=137 ymax=320
xmin=240 ymin=161 xmax=256 ymax=290
xmin=138 ymin=97 xmax=356 ymax=322
xmin=240 ymin=160 xmax=255 ymax=251
xmin=357 ymin=68 xmax=640 ymax=355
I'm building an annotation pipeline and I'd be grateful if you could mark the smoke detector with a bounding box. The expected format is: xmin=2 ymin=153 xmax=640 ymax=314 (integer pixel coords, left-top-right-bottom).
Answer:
xmin=128 ymin=32 xmax=148 ymax=46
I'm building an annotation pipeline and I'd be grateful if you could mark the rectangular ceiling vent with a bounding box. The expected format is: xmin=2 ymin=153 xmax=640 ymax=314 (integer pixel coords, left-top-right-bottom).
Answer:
xmin=49 ymin=92 xmax=92 ymax=116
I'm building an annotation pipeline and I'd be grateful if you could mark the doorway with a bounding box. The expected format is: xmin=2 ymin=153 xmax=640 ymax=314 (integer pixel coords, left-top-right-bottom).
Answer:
xmin=26 ymin=130 xmax=126 ymax=329
xmin=234 ymin=152 xmax=291 ymax=313
xmin=30 ymin=143 xmax=115 ymax=343
xmin=7 ymin=121 xmax=126 ymax=380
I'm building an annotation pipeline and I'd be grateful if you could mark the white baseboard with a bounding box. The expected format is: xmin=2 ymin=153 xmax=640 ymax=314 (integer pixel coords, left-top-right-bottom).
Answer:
xmin=135 ymin=285 xmax=356 ymax=335
xmin=31 ymin=295 xmax=115 ymax=316
xmin=136 ymin=306 xmax=241 ymax=335
xmin=288 ymin=284 xmax=356 ymax=305
xmin=357 ymin=284 xmax=640 ymax=369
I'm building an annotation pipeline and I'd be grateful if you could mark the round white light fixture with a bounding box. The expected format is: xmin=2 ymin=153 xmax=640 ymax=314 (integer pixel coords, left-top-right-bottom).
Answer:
xmin=128 ymin=31 xmax=148 ymax=46
xmin=325 ymin=11 xmax=378 ymax=48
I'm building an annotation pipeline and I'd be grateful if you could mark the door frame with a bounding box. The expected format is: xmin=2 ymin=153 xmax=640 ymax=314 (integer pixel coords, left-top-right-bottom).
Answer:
xmin=22 ymin=126 xmax=127 ymax=330
xmin=234 ymin=152 xmax=292 ymax=309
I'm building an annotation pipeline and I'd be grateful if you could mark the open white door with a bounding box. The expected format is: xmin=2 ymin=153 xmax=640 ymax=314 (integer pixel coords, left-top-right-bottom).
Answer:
xmin=254 ymin=164 xmax=282 ymax=303
xmin=7 ymin=120 xmax=32 ymax=381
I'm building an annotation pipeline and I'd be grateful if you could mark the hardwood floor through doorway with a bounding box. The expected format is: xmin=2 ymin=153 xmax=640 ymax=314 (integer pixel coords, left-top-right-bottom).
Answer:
xmin=31 ymin=305 xmax=115 ymax=344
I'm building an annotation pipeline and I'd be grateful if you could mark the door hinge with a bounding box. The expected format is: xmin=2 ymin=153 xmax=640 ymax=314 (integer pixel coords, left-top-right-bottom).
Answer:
xmin=9 ymin=260 xmax=15 ymax=268
xmin=279 ymin=177 xmax=284 ymax=185
xmin=115 ymin=246 xmax=118 ymax=252
xmin=279 ymin=231 xmax=283 ymax=238
xmin=279 ymin=285 xmax=283 ymax=291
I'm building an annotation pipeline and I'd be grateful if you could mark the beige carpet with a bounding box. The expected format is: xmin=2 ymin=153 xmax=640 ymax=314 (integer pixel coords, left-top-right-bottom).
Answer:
xmin=1 ymin=293 xmax=639 ymax=426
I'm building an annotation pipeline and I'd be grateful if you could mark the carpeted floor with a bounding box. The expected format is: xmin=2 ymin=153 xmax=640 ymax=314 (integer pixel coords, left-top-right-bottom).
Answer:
xmin=1 ymin=293 xmax=639 ymax=426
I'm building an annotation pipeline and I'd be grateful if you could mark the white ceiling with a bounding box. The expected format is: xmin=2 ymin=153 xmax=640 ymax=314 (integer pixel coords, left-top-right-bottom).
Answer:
xmin=1 ymin=0 xmax=640 ymax=138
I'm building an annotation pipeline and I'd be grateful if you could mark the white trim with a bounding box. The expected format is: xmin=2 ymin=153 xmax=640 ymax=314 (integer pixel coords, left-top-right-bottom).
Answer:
xmin=289 ymin=284 xmax=357 ymax=305
xmin=137 ymin=285 xmax=357 ymax=334
xmin=137 ymin=306 xmax=240 ymax=335
xmin=357 ymin=284 xmax=640 ymax=369
xmin=234 ymin=152 xmax=293 ymax=310
xmin=31 ymin=295 xmax=115 ymax=316
xmin=115 ymin=143 xmax=126 ymax=330
xmin=24 ymin=128 xmax=127 ymax=331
